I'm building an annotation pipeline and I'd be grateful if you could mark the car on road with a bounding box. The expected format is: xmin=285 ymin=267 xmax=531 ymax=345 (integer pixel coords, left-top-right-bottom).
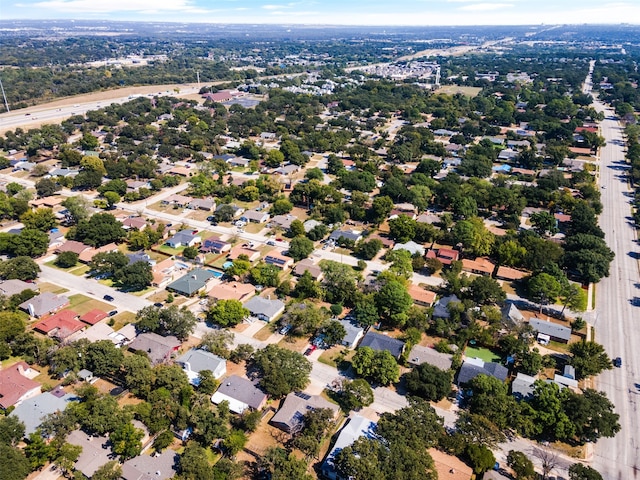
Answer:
xmin=103 ymin=294 xmax=114 ymax=302
xmin=266 ymin=240 xmax=276 ymax=246
xmin=613 ymin=357 xmax=622 ymax=368
xmin=304 ymin=345 xmax=317 ymax=356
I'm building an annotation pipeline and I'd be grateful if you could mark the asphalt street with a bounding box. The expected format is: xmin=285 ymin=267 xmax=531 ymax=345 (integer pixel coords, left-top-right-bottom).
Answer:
xmin=590 ymin=101 xmax=640 ymax=479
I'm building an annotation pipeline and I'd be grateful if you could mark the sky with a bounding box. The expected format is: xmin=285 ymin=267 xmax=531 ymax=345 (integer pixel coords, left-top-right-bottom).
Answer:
xmin=2 ymin=0 xmax=640 ymax=26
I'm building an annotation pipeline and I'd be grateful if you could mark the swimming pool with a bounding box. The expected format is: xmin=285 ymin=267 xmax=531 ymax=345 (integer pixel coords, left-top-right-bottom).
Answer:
xmin=208 ymin=269 xmax=224 ymax=279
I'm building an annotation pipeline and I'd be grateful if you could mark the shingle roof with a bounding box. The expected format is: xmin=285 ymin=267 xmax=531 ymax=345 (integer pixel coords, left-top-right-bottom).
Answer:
xmin=244 ymin=296 xmax=285 ymax=320
xmin=211 ymin=375 xmax=267 ymax=412
xmin=432 ymin=294 xmax=460 ymax=319
xmin=529 ymin=318 xmax=572 ymax=341
xmin=167 ymin=268 xmax=216 ymax=296
xmin=0 ymin=362 xmax=41 ymax=409
xmin=457 ymin=358 xmax=508 ymax=385
xmin=128 ymin=333 xmax=181 ymax=365
xmin=271 ymin=392 xmax=340 ymax=433
xmin=175 ymin=349 xmax=226 ymax=378
xmin=121 ymin=451 xmax=178 ymax=480
xmin=12 ymin=387 xmax=77 ymax=435
xmin=511 ymin=372 xmax=537 ymax=400
xmin=359 ymin=331 xmax=405 ymax=358
xmin=408 ymin=345 xmax=453 ymax=371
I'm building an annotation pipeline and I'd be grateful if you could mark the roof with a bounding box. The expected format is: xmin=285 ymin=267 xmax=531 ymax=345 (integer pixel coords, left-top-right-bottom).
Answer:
xmin=33 ymin=310 xmax=84 ymax=338
xmin=339 ymin=319 xmax=364 ymax=347
xmin=428 ymin=448 xmax=473 ymax=480
xmin=78 ymin=242 xmax=119 ymax=263
xmin=20 ymin=292 xmax=69 ymax=317
xmin=67 ymin=430 xmax=113 ymax=477
xmin=264 ymin=249 xmax=291 ymax=268
xmin=432 ymin=294 xmax=461 ymax=319
xmin=69 ymin=323 xmax=118 ymax=344
xmin=408 ymin=345 xmax=453 ymax=371
xmin=0 ymin=362 xmax=41 ymax=409
xmin=122 ymin=216 xmax=147 ymax=229
xmin=271 ymin=392 xmax=340 ymax=433
xmin=457 ymin=358 xmax=508 ymax=385
xmin=511 ymin=372 xmax=537 ymax=399
xmin=461 ymin=257 xmax=495 ymax=275
xmin=270 ymin=214 xmax=297 ymax=229
xmin=322 ymin=415 xmax=377 ymax=475
xmin=407 ymin=284 xmax=437 ymax=306
xmin=129 ymin=332 xmax=181 ymax=365
xmin=501 ymin=302 xmax=525 ymax=326
xmin=211 ymin=375 xmax=267 ymax=413
xmin=79 ymin=309 xmax=108 ymax=325
xmin=244 ymin=296 xmax=285 ymax=319
xmin=167 ymin=268 xmax=216 ymax=296
xmin=167 ymin=229 xmax=200 ymax=245
xmin=329 ymin=229 xmax=362 ymax=242
xmin=208 ymin=282 xmax=255 ymax=302
xmin=359 ymin=331 xmax=405 ymax=358
xmin=242 ymin=209 xmax=269 ymax=222
xmin=121 ymin=450 xmax=179 ymax=480
xmin=56 ymin=240 xmax=91 ymax=255
xmin=293 ymin=258 xmax=323 ymax=279
xmin=175 ymin=349 xmax=227 ymax=381
xmin=393 ymin=240 xmax=425 ymax=256
xmin=496 ymin=266 xmax=528 ymax=281
xmin=0 ymin=279 xmax=34 ymax=297
xmin=529 ymin=318 xmax=572 ymax=341
xmin=201 ymin=236 xmax=230 ymax=252
xmin=11 ymin=387 xmax=77 ymax=435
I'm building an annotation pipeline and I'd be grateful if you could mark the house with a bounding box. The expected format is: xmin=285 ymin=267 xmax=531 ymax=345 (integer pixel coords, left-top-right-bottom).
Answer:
xmin=495 ymin=266 xmax=528 ymax=281
xmin=392 ymin=240 xmax=425 ymax=256
xmin=260 ymin=132 xmax=278 ymax=141
xmin=69 ymin=323 xmax=126 ymax=345
xmin=33 ymin=310 xmax=84 ymax=340
xmin=127 ymin=251 xmax=155 ymax=266
xmin=20 ymin=292 xmax=70 ymax=318
xmin=11 ymin=387 xmax=77 ymax=436
xmin=151 ymin=258 xmax=177 ymax=288
xmin=0 ymin=279 xmax=35 ymax=297
xmin=56 ymin=240 xmax=91 ymax=256
xmin=432 ymin=294 xmax=461 ymax=320
xmin=293 ymin=258 xmax=323 ymax=280
xmin=208 ymin=281 xmax=255 ymax=302
xmin=428 ymin=448 xmax=473 ymax=480
xmin=0 ymin=362 xmax=41 ymax=410
xmin=227 ymin=244 xmax=261 ymax=262
xmin=461 ymin=257 xmax=495 ymax=276
xmin=241 ymin=209 xmax=270 ymax=224
xmin=48 ymin=230 xmax=65 ymax=249
xmin=529 ymin=318 xmax=572 ymax=343
xmin=359 ymin=331 xmax=405 ymax=359
xmin=128 ymin=332 xmax=181 ymax=365
xmin=167 ymin=268 xmax=216 ymax=297
xmin=203 ymin=90 xmax=235 ymax=102
xmin=407 ymin=284 xmax=437 ymax=307
xmin=270 ymin=214 xmax=297 ymax=230
xmin=501 ymin=302 xmax=525 ymax=328
xmin=329 ymin=229 xmax=363 ymax=244
xmin=271 ymin=392 xmax=340 ymax=433
xmin=188 ymin=198 xmax=216 ymax=211
xmin=67 ymin=430 xmax=113 ymax=478
xmin=162 ymin=193 xmax=193 ymax=207
xmin=228 ymin=157 xmax=250 ymax=168
xmin=121 ymin=451 xmax=179 ymax=480
xmin=264 ymin=249 xmax=294 ymax=270
xmin=321 ymin=415 xmax=377 ymax=480
xmin=511 ymin=372 xmax=537 ymax=400
xmin=553 ymin=373 xmax=579 ymax=390
xmin=175 ymin=349 xmax=227 ymax=384
xmin=426 ymin=248 xmax=459 ymax=266
xmin=122 ymin=216 xmax=148 ymax=230
xmin=78 ymin=242 xmax=119 ymax=264
xmin=48 ymin=168 xmax=79 ymax=178
xmin=244 ymin=296 xmax=285 ymax=322
xmin=200 ymin=236 xmax=231 ymax=254
xmin=303 ymin=219 xmax=322 ymax=232
xmin=338 ymin=319 xmax=364 ymax=349
xmin=125 ymin=179 xmax=150 ymax=192
xmin=457 ymin=357 xmax=508 ymax=385
xmin=165 ymin=229 xmax=201 ymax=248
xmin=77 ymin=369 xmax=93 ymax=382
xmin=408 ymin=345 xmax=453 ymax=371
xmin=216 ymin=203 xmax=245 ymax=218
xmin=273 ymin=164 xmax=301 ymax=175
xmin=416 ymin=212 xmax=441 ymax=224
xmin=211 ymin=375 xmax=267 ymax=413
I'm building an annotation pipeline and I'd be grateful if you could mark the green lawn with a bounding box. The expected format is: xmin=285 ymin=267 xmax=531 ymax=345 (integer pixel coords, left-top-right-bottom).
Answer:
xmin=67 ymin=294 xmax=113 ymax=315
xmin=464 ymin=346 xmax=501 ymax=363
xmin=36 ymin=282 xmax=69 ymax=295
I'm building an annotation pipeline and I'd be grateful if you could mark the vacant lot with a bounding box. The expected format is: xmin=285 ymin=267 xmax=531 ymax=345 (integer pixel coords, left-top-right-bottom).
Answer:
xmin=435 ymin=85 xmax=482 ymax=97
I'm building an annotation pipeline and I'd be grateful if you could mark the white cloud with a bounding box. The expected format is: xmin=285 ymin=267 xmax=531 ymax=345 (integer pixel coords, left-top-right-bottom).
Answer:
xmin=31 ymin=0 xmax=209 ymax=14
xmin=459 ymin=2 xmax=513 ymax=11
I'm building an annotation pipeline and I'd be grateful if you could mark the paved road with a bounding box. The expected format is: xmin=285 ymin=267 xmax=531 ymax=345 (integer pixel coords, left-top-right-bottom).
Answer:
xmin=38 ymin=264 xmax=152 ymax=313
xmin=590 ymin=101 xmax=640 ymax=478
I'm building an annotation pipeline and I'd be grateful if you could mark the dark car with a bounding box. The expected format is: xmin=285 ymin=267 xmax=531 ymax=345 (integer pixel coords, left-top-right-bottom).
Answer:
xmin=154 ymin=302 xmax=163 ymax=308
xmin=613 ymin=357 xmax=622 ymax=368
xmin=103 ymin=294 xmax=114 ymax=302
xmin=108 ymin=310 xmax=118 ymax=317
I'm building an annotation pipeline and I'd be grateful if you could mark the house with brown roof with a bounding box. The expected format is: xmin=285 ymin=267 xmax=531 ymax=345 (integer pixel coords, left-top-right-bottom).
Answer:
xmin=79 ymin=309 xmax=108 ymax=326
xmin=56 ymin=240 xmax=91 ymax=255
xmin=122 ymin=216 xmax=148 ymax=230
xmin=227 ymin=244 xmax=261 ymax=262
xmin=428 ymin=448 xmax=473 ymax=480
xmin=128 ymin=332 xmax=181 ymax=365
xmin=78 ymin=242 xmax=119 ymax=264
xmin=426 ymin=248 xmax=459 ymax=266
xmin=0 ymin=279 xmax=36 ymax=297
xmin=208 ymin=282 xmax=255 ymax=302
xmin=33 ymin=310 xmax=84 ymax=340
xmin=162 ymin=193 xmax=193 ymax=207
xmin=407 ymin=284 xmax=437 ymax=307
xmin=495 ymin=266 xmax=528 ymax=281
xmin=0 ymin=362 xmax=41 ymax=410
xmin=264 ymin=249 xmax=293 ymax=270
xmin=152 ymin=258 xmax=177 ymax=288
xmin=293 ymin=258 xmax=323 ymax=280
xmin=461 ymin=257 xmax=496 ymax=276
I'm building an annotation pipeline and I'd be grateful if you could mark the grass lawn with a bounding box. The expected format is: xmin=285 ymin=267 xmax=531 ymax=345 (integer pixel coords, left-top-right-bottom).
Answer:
xmin=157 ymin=245 xmax=184 ymax=256
xmin=318 ymin=346 xmax=355 ymax=369
xmin=244 ymin=222 xmax=265 ymax=234
xmin=36 ymin=282 xmax=69 ymax=295
xmin=254 ymin=323 xmax=275 ymax=341
xmin=436 ymin=85 xmax=482 ymax=97
xmin=112 ymin=311 xmax=136 ymax=330
xmin=464 ymin=346 xmax=501 ymax=363
xmin=67 ymin=294 xmax=113 ymax=315
xmin=129 ymin=286 xmax=155 ymax=297
xmin=70 ymin=265 xmax=90 ymax=276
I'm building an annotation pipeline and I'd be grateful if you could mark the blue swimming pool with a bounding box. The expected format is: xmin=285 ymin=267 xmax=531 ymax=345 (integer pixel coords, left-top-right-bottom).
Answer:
xmin=208 ymin=269 xmax=224 ymax=279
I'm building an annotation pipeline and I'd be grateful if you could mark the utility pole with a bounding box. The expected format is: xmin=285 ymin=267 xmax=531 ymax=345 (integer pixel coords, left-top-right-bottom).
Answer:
xmin=0 ymin=76 xmax=9 ymax=113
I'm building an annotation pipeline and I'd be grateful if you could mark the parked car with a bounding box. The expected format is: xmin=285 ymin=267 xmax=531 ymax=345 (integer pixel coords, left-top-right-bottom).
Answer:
xmin=103 ymin=294 xmax=114 ymax=302
xmin=266 ymin=240 xmax=276 ymax=246
xmin=108 ymin=310 xmax=118 ymax=317
xmin=154 ymin=302 xmax=163 ymax=308
xmin=304 ymin=345 xmax=317 ymax=356
xmin=278 ymin=324 xmax=292 ymax=335
xmin=613 ymin=357 xmax=622 ymax=368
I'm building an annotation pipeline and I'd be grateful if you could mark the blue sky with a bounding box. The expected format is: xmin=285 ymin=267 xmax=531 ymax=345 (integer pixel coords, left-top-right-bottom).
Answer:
xmin=3 ymin=0 xmax=639 ymax=25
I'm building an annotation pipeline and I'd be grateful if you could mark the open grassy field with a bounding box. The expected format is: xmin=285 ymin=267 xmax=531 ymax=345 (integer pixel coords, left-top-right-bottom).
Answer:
xmin=435 ymin=85 xmax=482 ymax=97
xmin=464 ymin=345 xmax=501 ymax=363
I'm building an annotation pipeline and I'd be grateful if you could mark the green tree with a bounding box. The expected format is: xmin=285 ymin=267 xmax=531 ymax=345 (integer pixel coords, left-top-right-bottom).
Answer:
xmin=72 ymin=213 xmax=126 ymax=247
xmin=206 ymin=299 xmax=249 ymax=327
xmin=92 ymin=461 xmax=122 ymax=480
xmin=0 ymin=444 xmax=30 ymax=480
xmin=0 ymin=256 xmax=40 ymax=280
xmin=259 ymin=447 xmax=313 ymax=480
xmin=466 ymin=444 xmax=496 ymax=474
xmin=451 ymin=217 xmax=495 ymax=257
xmin=456 ymin=412 xmax=506 ymax=448
xmin=86 ymin=340 xmax=125 ymax=377
xmin=179 ymin=442 xmax=213 ymax=480
xmin=293 ymin=270 xmax=323 ymax=299
xmin=249 ymin=262 xmax=281 ymax=288
xmin=110 ymin=422 xmax=144 ymax=460
xmin=288 ymin=236 xmax=314 ymax=261
xmin=288 ymin=219 xmax=305 ymax=237
xmin=61 ymin=196 xmax=90 ymax=225
xmin=355 ymin=238 xmax=382 ymax=260
xmin=403 ymin=363 xmax=451 ymax=402
xmin=369 ymin=196 xmax=394 ymax=225
xmin=20 ymin=208 xmax=57 ymax=231
xmin=24 ymin=431 xmax=53 ymax=469
xmin=35 ymin=178 xmax=60 ymax=198
xmin=271 ymin=198 xmax=293 ymax=215
xmin=55 ymin=251 xmax=79 ymax=268
xmin=291 ymin=408 xmax=336 ymax=459
xmin=222 ymin=429 xmax=247 ymax=457
xmin=564 ymin=389 xmax=620 ymax=444
xmin=322 ymin=320 xmax=346 ymax=346
xmin=568 ymin=463 xmax=604 ymax=480
xmin=0 ymin=416 xmax=25 ymax=446
xmin=135 ymin=305 xmax=197 ymax=341
xmin=507 ymin=450 xmax=536 ymax=479
xmin=199 ymin=330 xmax=235 ymax=359
xmin=284 ymin=301 xmax=329 ymax=336
xmin=469 ymin=276 xmax=506 ymax=305
xmin=53 ymin=443 xmax=82 ymax=477
xmin=388 ymin=215 xmax=416 ymax=243
xmin=530 ymin=211 xmax=558 ymax=237
xmin=375 ymin=279 xmax=412 ymax=326
xmin=352 ymin=347 xmax=400 ymax=385
xmin=251 ymin=345 xmax=312 ymax=397
xmin=569 ymin=341 xmax=612 ymax=379
xmin=103 ymin=191 xmax=121 ymax=209
xmin=114 ymin=261 xmax=153 ymax=291
xmin=527 ymin=272 xmax=561 ymax=311
xmin=339 ymin=379 xmax=374 ymax=412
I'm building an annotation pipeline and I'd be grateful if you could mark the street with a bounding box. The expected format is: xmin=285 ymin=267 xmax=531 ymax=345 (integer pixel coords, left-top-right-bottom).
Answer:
xmin=590 ymin=101 xmax=640 ymax=478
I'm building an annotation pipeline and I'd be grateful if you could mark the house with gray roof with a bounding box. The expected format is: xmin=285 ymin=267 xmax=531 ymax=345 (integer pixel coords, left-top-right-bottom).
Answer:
xmin=128 ymin=332 xmax=181 ymax=365
xmin=511 ymin=372 xmax=537 ymax=400
xmin=408 ymin=345 xmax=453 ymax=371
xmin=127 ymin=252 xmax=155 ymax=266
xmin=529 ymin=318 xmax=572 ymax=343
xmin=359 ymin=331 xmax=405 ymax=359
xmin=432 ymin=294 xmax=461 ymax=320
xmin=175 ymin=349 xmax=227 ymax=383
xmin=553 ymin=373 xmax=579 ymax=390
xmin=211 ymin=375 xmax=267 ymax=414
xmin=11 ymin=386 xmax=77 ymax=435
xmin=121 ymin=450 xmax=178 ymax=480
xmin=241 ymin=209 xmax=270 ymax=224
xmin=303 ymin=219 xmax=322 ymax=232
xmin=501 ymin=302 xmax=525 ymax=327
xmin=392 ymin=240 xmax=425 ymax=256
xmin=188 ymin=198 xmax=216 ymax=211
xmin=167 ymin=268 xmax=216 ymax=297
xmin=329 ymin=229 xmax=363 ymax=244
xmin=271 ymin=392 xmax=340 ymax=433
xmin=457 ymin=357 xmax=509 ymax=386
xmin=270 ymin=214 xmax=297 ymax=230
xmin=244 ymin=296 xmax=285 ymax=322
xmin=339 ymin=319 xmax=364 ymax=349
xmin=20 ymin=292 xmax=69 ymax=318
xmin=165 ymin=229 xmax=201 ymax=248
xmin=0 ymin=279 xmax=35 ymax=297
xmin=321 ymin=415 xmax=377 ymax=480
xmin=67 ymin=430 xmax=113 ymax=477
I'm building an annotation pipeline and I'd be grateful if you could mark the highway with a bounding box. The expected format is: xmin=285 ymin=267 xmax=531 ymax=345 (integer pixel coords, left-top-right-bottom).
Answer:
xmin=590 ymin=102 xmax=640 ymax=479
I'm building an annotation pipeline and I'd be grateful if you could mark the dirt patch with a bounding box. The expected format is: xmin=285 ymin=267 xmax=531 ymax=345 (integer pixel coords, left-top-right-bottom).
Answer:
xmin=277 ymin=335 xmax=309 ymax=354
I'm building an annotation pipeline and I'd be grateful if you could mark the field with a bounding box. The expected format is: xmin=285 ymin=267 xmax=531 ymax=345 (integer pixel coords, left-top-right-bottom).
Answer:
xmin=435 ymin=85 xmax=482 ymax=97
